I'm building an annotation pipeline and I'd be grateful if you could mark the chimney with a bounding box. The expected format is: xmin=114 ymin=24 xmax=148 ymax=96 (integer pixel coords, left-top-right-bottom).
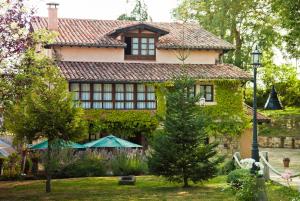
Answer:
xmin=47 ymin=2 xmax=59 ymax=31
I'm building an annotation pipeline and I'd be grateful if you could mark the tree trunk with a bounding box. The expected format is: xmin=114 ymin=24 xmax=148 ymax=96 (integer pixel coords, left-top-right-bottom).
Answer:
xmin=183 ymin=176 xmax=189 ymax=188
xmin=46 ymin=139 xmax=52 ymax=193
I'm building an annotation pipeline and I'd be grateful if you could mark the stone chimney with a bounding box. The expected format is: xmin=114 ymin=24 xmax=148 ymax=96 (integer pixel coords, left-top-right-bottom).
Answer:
xmin=47 ymin=2 xmax=59 ymax=31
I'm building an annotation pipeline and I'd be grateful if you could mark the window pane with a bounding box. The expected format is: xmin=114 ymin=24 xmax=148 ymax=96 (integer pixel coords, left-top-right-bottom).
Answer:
xmin=206 ymin=94 xmax=212 ymax=101
xmin=206 ymin=86 xmax=212 ymax=93
xmin=132 ymin=43 xmax=139 ymax=49
xmin=126 ymin=93 xmax=134 ymax=100
xmin=147 ymin=102 xmax=156 ymax=109
xmin=132 ymin=50 xmax=139 ymax=55
xmin=141 ymin=38 xmax=147 ymax=43
xmin=116 ymin=93 xmax=124 ymax=100
xmin=149 ymin=38 xmax=155 ymax=44
xmin=137 ymin=102 xmax=146 ymax=109
xmin=137 ymin=84 xmax=145 ymax=92
xmin=132 ymin=38 xmax=138 ymax=43
xmin=141 ymin=44 xmax=147 ymax=49
xmin=149 ymin=50 xmax=155 ymax=55
xmin=125 ymin=102 xmax=134 ymax=109
xmin=137 ymin=93 xmax=145 ymax=100
xmin=93 ymin=92 xmax=102 ymax=100
xmin=115 ymin=102 xmax=124 ymax=109
xmin=147 ymin=85 xmax=155 ymax=92
xmin=70 ymin=83 xmax=79 ymax=91
xmin=93 ymin=84 xmax=101 ymax=91
xmin=147 ymin=93 xmax=155 ymax=100
xmin=81 ymin=83 xmax=90 ymax=91
xmin=149 ymin=44 xmax=155 ymax=49
xmin=126 ymin=84 xmax=134 ymax=92
xmin=103 ymin=84 xmax=112 ymax=92
xmin=103 ymin=102 xmax=113 ymax=109
xmin=73 ymin=92 xmax=80 ymax=100
xmin=103 ymin=93 xmax=112 ymax=100
xmin=81 ymin=92 xmax=90 ymax=100
xmin=93 ymin=102 xmax=102 ymax=109
xmin=115 ymin=84 xmax=124 ymax=92
xmin=141 ymin=50 xmax=147 ymax=55
xmin=81 ymin=102 xmax=91 ymax=109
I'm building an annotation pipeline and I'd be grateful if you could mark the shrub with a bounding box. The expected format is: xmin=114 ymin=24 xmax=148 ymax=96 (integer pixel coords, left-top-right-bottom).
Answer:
xmin=1 ymin=153 xmax=22 ymax=180
xmin=218 ymin=159 xmax=235 ymax=175
xmin=111 ymin=150 xmax=148 ymax=176
xmin=235 ymin=175 xmax=258 ymax=201
xmin=55 ymin=151 xmax=106 ymax=178
xmin=227 ymin=169 xmax=251 ymax=189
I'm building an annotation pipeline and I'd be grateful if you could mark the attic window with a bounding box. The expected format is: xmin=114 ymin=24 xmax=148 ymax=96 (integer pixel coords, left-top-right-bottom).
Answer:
xmin=125 ymin=36 xmax=156 ymax=60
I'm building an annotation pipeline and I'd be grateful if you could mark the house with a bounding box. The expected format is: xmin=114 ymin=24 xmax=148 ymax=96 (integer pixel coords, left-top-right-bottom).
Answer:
xmin=30 ymin=3 xmax=254 ymax=147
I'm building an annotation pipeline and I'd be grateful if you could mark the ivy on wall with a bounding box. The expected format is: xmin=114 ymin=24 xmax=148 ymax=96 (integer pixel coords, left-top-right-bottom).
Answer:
xmin=84 ymin=109 xmax=159 ymax=138
xmin=155 ymin=80 xmax=250 ymax=137
xmin=82 ymin=80 xmax=249 ymax=139
xmin=199 ymin=80 xmax=250 ymax=137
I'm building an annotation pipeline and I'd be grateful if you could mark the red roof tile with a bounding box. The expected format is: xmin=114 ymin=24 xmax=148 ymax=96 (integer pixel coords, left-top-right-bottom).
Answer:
xmin=58 ymin=61 xmax=251 ymax=82
xmin=245 ymin=104 xmax=271 ymax=123
xmin=31 ymin=17 xmax=235 ymax=50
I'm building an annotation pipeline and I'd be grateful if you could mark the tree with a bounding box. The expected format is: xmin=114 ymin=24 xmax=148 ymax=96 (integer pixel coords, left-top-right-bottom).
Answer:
xmin=174 ymin=0 xmax=280 ymax=69
xmin=117 ymin=0 xmax=151 ymax=21
xmin=4 ymin=65 xmax=87 ymax=192
xmin=149 ymin=75 xmax=222 ymax=187
xmin=272 ymin=0 xmax=300 ymax=58
xmin=0 ymin=0 xmax=32 ymax=67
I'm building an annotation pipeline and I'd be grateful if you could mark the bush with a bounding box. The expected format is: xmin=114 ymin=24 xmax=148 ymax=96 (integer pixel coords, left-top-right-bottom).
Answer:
xmin=111 ymin=150 xmax=148 ymax=176
xmin=1 ymin=153 xmax=22 ymax=180
xmin=227 ymin=169 xmax=251 ymax=189
xmin=218 ymin=159 xmax=235 ymax=175
xmin=55 ymin=152 xmax=106 ymax=178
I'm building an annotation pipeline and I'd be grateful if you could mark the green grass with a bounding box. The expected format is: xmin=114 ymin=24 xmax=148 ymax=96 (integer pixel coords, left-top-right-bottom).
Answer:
xmin=0 ymin=176 xmax=298 ymax=201
xmin=259 ymin=107 xmax=300 ymax=137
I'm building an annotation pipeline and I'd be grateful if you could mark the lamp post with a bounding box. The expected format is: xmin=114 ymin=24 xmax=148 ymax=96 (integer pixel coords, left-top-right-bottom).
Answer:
xmin=251 ymin=45 xmax=262 ymax=162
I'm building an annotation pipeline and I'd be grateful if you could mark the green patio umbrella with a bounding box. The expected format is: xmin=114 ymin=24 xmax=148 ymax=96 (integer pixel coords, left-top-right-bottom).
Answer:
xmin=84 ymin=135 xmax=142 ymax=148
xmin=30 ymin=139 xmax=86 ymax=150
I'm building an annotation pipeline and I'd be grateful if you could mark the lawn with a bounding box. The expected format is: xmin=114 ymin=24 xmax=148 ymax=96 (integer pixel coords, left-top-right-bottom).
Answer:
xmin=0 ymin=176 xmax=298 ymax=201
xmin=259 ymin=107 xmax=300 ymax=137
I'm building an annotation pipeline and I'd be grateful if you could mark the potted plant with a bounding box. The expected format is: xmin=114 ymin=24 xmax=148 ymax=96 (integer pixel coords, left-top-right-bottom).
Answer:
xmin=283 ymin=157 xmax=290 ymax=168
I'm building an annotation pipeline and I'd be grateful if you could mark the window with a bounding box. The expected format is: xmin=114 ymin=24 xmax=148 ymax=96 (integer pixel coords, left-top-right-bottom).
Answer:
xmin=125 ymin=36 xmax=156 ymax=60
xmin=69 ymin=83 xmax=156 ymax=110
xmin=200 ymin=85 xmax=214 ymax=102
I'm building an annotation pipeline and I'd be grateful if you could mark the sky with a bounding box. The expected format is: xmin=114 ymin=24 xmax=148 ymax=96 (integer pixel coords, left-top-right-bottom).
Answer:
xmin=29 ymin=0 xmax=179 ymax=22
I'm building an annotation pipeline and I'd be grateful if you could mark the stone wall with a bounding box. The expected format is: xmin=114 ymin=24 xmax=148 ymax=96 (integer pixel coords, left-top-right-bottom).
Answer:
xmin=258 ymin=136 xmax=300 ymax=148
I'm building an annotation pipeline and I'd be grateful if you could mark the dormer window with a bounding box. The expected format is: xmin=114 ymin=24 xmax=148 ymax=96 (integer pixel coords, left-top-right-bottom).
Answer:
xmin=124 ymin=36 xmax=156 ymax=60
xmin=108 ymin=23 xmax=169 ymax=61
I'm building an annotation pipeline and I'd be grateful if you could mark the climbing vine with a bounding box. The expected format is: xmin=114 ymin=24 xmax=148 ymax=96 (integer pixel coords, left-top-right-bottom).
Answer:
xmin=84 ymin=109 xmax=158 ymax=138
xmin=199 ymin=80 xmax=250 ymax=136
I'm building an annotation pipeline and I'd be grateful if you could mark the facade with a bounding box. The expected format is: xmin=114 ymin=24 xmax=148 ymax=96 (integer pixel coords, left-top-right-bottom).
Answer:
xmin=30 ymin=4 xmax=253 ymax=145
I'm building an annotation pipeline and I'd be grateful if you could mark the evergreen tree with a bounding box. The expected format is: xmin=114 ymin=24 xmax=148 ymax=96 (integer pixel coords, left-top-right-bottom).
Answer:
xmin=149 ymin=75 xmax=222 ymax=187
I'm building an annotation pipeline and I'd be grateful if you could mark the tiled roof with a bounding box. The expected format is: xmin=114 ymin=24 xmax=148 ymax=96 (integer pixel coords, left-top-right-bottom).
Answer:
xmin=31 ymin=17 xmax=235 ymax=50
xmin=245 ymin=104 xmax=271 ymax=123
xmin=58 ymin=61 xmax=251 ymax=82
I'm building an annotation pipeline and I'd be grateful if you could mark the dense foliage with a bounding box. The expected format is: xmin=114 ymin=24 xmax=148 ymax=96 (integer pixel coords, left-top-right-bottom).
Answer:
xmin=174 ymin=0 xmax=280 ymax=69
xmin=200 ymin=80 xmax=249 ymax=136
xmin=272 ymin=0 xmax=300 ymax=58
xmin=85 ymin=109 xmax=158 ymax=139
xmin=149 ymin=76 xmax=222 ymax=187
xmin=4 ymin=64 xmax=87 ymax=192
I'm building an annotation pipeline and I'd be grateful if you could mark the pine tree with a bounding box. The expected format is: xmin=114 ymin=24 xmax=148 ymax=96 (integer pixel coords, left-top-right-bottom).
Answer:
xmin=149 ymin=75 xmax=222 ymax=187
